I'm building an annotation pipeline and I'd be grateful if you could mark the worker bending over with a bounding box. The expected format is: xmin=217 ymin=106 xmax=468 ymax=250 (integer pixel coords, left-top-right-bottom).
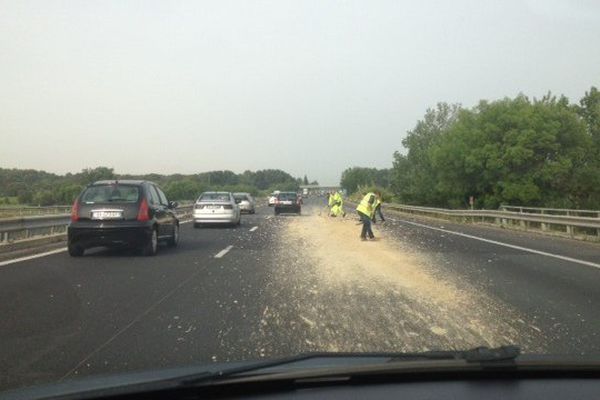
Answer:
xmin=355 ymin=191 xmax=383 ymax=240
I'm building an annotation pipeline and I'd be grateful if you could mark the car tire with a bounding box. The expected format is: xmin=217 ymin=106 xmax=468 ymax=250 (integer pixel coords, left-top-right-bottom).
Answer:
xmin=141 ymin=228 xmax=158 ymax=256
xmin=68 ymin=243 xmax=84 ymax=257
xmin=167 ymin=224 xmax=179 ymax=247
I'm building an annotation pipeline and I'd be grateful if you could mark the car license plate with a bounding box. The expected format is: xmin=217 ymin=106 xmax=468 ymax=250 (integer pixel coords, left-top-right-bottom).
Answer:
xmin=206 ymin=205 xmax=220 ymax=209
xmin=92 ymin=210 xmax=123 ymax=220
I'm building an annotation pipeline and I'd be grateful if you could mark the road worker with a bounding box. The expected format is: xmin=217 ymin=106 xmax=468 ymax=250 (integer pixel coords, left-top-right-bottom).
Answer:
xmin=372 ymin=193 xmax=385 ymax=223
xmin=330 ymin=191 xmax=345 ymax=217
xmin=355 ymin=190 xmax=382 ymax=240
xmin=327 ymin=191 xmax=334 ymax=214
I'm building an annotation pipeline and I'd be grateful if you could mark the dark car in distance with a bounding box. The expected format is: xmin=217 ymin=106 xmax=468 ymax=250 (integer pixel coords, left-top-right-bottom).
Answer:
xmin=274 ymin=191 xmax=301 ymax=215
xmin=67 ymin=180 xmax=179 ymax=257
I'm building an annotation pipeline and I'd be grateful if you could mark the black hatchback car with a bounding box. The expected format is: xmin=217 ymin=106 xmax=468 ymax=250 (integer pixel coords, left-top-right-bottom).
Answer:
xmin=67 ymin=180 xmax=179 ymax=257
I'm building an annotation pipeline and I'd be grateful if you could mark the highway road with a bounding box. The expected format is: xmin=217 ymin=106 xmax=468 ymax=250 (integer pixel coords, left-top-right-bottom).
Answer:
xmin=1 ymin=197 xmax=599 ymax=391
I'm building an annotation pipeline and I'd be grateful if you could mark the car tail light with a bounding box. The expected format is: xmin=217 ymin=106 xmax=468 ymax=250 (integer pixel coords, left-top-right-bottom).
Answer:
xmin=137 ymin=198 xmax=150 ymax=221
xmin=223 ymin=204 xmax=233 ymax=209
xmin=70 ymin=199 xmax=80 ymax=222
xmin=194 ymin=204 xmax=204 ymax=210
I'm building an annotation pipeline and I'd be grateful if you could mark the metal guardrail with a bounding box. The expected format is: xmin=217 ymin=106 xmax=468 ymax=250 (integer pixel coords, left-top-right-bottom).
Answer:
xmin=0 ymin=206 xmax=72 ymax=218
xmin=500 ymin=205 xmax=600 ymax=218
xmin=385 ymin=204 xmax=600 ymax=241
xmin=0 ymin=205 xmax=194 ymax=245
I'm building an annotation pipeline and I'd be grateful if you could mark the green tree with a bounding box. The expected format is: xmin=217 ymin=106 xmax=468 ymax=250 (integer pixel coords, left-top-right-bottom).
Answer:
xmin=77 ymin=167 xmax=115 ymax=185
xmin=33 ymin=190 xmax=57 ymax=206
xmin=572 ymin=86 xmax=600 ymax=208
xmin=392 ymin=103 xmax=461 ymax=205
xmin=340 ymin=167 xmax=392 ymax=194
xmin=164 ymin=180 xmax=205 ymax=201
xmin=430 ymin=94 xmax=590 ymax=208
xmin=577 ymin=86 xmax=600 ymax=151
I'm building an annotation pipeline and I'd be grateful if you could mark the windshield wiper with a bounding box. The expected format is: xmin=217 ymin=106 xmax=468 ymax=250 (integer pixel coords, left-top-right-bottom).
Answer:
xmin=388 ymin=345 xmax=520 ymax=363
xmin=179 ymin=346 xmax=520 ymax=386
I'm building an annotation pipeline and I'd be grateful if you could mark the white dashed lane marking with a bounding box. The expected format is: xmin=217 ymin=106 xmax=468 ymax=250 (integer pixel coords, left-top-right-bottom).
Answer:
xmin=214 ymin=245 xmax=234 ymax=259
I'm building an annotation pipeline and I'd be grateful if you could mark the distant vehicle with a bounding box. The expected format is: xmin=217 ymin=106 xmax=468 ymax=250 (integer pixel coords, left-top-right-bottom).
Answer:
xmin=67 ymin=180 xmax=179 ymax=257
xmin=233 ymin=192 xmax=255 ymax=214
xmin=268 ymin=190 xmax=280 ymax=206
xmin=193 ymin=192 xmax=240 ymax=227
xmin=274 ymin=191 xmax=301 ymax=215
xmin=302 ymin=187 xmax=309 ymax=196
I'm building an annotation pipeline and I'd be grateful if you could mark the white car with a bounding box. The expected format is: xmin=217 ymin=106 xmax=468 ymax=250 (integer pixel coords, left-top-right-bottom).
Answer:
xmin=268 ymin=191 xmax=281 ymax=206
xmin=193 ymin=192 xmax=241 ymax=227
xmin=233 ymin=192 xmax=255 ymax=214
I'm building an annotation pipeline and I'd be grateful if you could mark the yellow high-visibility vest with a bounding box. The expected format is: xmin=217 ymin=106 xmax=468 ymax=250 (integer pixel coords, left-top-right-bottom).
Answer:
xmin=374 ymin=198 xmax=381 ymax=210
xmin=334 ymin=192 xmax=342 ymax=204
xmin=356 ymin=192 xmax=375 ymax=217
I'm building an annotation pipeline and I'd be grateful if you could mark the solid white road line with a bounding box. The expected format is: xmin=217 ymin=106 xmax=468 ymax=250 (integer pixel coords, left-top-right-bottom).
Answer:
xmin=394 ymin=218 xmax=600 ymax=270
xmin=0 ymin=248 xmax=67 ymax=267
xmin=249 ymin=226 xmax=258 ymax=232
xmin=214 ymin=245 xmax=234 ymax=259
xmin=2 ymin=220 xmax=195 ymax=268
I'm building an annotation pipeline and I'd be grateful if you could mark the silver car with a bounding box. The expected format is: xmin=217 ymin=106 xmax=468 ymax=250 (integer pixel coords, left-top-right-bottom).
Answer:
xmin=193 ymin=192 xmax=241 ymax=227
xmin=233 ymin=192 xmax=256 ymax=214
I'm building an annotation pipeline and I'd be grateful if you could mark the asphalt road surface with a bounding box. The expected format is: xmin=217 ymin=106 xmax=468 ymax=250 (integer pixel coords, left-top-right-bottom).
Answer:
xmin=1 ymin=198 xmax=599 ymax=391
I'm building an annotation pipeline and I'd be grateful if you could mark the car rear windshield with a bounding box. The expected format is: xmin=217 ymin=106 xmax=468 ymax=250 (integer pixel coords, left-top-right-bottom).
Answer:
xmin=81 ymin=184 xmax=140 ymax=204
xmin=278 ymin=193 xmax=297 ymax=200
xmin=233 ymin=194 xmax=249 ymax=201
xmin=199 ymin=193 xmax=230 ymax=202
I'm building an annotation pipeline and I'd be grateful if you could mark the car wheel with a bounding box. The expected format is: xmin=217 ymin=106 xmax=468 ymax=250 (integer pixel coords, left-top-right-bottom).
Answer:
xmin=142 ymin=228 xmax=158 ymax=256
xmin=68 ymin=243 xmax=84 ymax=257
xmin=167 ymin=224 xmax=179 ymax=247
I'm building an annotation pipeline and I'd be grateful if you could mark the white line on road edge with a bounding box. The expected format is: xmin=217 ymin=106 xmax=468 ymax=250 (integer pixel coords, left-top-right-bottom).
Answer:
xmin=0 ymin=248 xmax=67 ymax=267
xmin=395 ymin=219 xmax=600 ymax=270
xmin=265 ymin=215 xmax=273 ymax=220
xmin=249 ymin=226 xmax=258 ymax=232
xmin=214 ymin=245 xmax=234 ymax=259
xmin=1 ymin=220 xmax=196 ymax=267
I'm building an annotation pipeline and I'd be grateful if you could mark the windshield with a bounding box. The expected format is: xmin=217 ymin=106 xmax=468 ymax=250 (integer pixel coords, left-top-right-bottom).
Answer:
xmin=198 ymin=193 xmax=230 ymax=202
xmin=81 ymin=184 xmax=140 ymax=203
xmin=1 ymin=0 xmax=599 ymax=395
xmin=278 ymin=193 xmax=297 ymax=200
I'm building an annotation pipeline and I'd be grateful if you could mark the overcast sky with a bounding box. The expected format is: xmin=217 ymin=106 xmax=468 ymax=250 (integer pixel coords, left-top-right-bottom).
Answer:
xmin=1 ymin=0 xmax=599 ymax=185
